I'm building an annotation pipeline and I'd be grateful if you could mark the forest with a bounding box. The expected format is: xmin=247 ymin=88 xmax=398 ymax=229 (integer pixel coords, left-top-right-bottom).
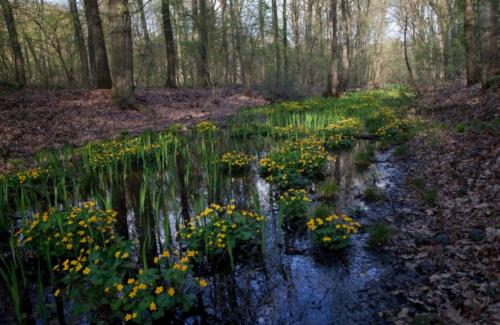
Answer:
xmin=0 ymin=0 xmax=498 ymax=324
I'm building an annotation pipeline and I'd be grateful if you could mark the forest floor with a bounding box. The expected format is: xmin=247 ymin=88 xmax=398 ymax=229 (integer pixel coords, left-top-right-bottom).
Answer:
xmin=0 ymin=87 xmax=267 ymax=173
xmin=387 ymin=83 xmax=499 ymax=324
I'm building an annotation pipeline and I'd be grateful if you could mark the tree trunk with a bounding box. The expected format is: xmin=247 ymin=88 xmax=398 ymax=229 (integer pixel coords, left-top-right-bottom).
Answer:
xmin=464 ymin=0 xmax=480 ymax=86
xmin=339 ymin=0 xmax=350 ymax=93
xmin=198 ymin=0 xmax=210 ymax=86
xmin=84 ymin=0 xmax=112 ymax=89
xmin=161 ymin=0 xmax=177 ymax=88
xmin=0 ymin=0 xmax=26 ymax=86
xmin=109 ymin=0 xmax=137 ymax=109
xmin=220 ymin=0 xmax=230 ymax=83
xmin=136 ymin=0 xmax=153 ymax=87
xmin=271 ymin=0 xmax=281 ymax=90
xmin=403 ymin=9 xmax=419 ymax=94
xmin=291 ymin=0 xmax=300 ymax=79
xmin=480 ymin=0 xmax=498 ymax=84
xmin=282 ymin=0 xmax=288 ymax=86
xmin=68 ymin=0 xmax=90 ymax=87
xmin=325 ymin=0 xmax=339 ymax=97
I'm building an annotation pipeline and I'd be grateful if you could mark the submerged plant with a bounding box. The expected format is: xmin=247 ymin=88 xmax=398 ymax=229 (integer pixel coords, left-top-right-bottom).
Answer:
xmin=306 ymin=214 xmax=361 ymax=251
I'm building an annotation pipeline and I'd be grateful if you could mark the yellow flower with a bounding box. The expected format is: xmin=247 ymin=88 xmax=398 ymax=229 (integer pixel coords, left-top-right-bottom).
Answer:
xmin=149 ymin=302 xmax=157 ymax=311
xmin=155 ymin=286 xmax=163 ymax=295
xmin=121 ymin=252 xmax=129 ymax=259
xmin=116 ymin=284 xmax=124 ymax=291
xmin=161 ymin=250 xmax=170 ymax=258
xmin=322 ymin=236 xmax=332 ymax=242
xmin=54 ymin=289 xmax=60 ymax=297
xmin=199 ymin=279 xmax=208 ymax=287
xmin=127 ymin=278 xmax=135 ymax=285
xmin=124 ymin=313 xmax=133 ymax=321
xmin=66 ymin=244 xmax=73 ymax=250
xmin=154 ymin=257 xmax=159 ymax=264
xmin=167 ymin=287 xmax=175 ymax=296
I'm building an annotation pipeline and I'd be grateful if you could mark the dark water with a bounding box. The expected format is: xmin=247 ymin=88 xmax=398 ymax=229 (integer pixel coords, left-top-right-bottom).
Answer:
xmin=175 ymin=146 xmax=415 ymax=325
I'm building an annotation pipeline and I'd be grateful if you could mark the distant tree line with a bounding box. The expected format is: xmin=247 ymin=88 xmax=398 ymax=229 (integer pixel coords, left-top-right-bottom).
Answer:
xmin=0 ymin=0 xmax=497 ymax=107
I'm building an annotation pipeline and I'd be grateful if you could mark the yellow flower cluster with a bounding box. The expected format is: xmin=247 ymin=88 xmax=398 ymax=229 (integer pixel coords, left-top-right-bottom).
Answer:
xmin=195 ymin=121 xmax=219 ymax=133
xmin=180 ymin=202 xmax=264 ymax=252
xmin=220 ymin=151 xmax=253 ymax=170
xmin=16 ymin=167 xmax=50 ymax=184
xmin=273 ymin=125 xmax=310 ymax=137
xmin=278 ymin=188 xmax=312 ymax=203
xmin=307 ymin=214 xmax=360 ymax=233
xmin=18 ymin=202 xmax=118 ymax=276
xmin=324 ymin=117 xmax=363 ymax=136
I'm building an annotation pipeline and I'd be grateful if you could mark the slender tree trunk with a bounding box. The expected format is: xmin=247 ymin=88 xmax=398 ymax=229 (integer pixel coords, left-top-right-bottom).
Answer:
xmin=291 ymin=0 xmax=300 ymax=79
xmin=326 ymin=0 xmax=339 ymax=97
xmin=271 ymin=0 xmax=281 ymax=90
xmin=86 ymin=19 xmax=97 ymax=86
xmin=0 ymin=0 xmax=26 ymax=86
xmin=464 ymin=0 xmax=480 ymax=86
xmin=339 ymin=0 xmax=350 ymax=92
xmin=109 ymin=0 xmax=137 ymax=109
xmin=137 ymin=0 xmax=153 ymax=87
xmin=162 ymin=0 xmax=177 ymax=88
xmin=305 ymin=0 xmax=313 ymax=84
xmin=229 ymin=0 xmax=247 ymax=91
xmin=282 ymin=0 xmax=288 ymax=86
xmin=220 ymin=0 xmax=230 ymax=83
xmin=84 ymin=0 xmax=112 ymax=89
xmin=258 ymin=0 xmax=266 ymax=82
xmin=403 ymin=10 xmax=419 ymax=93
xmin=68 ymin=0 xmax=90 ymax=87
xmin=480 ymin=0 xmax=498 ymax=84
xmin=198 ymin=0 xmax=209 ymax=86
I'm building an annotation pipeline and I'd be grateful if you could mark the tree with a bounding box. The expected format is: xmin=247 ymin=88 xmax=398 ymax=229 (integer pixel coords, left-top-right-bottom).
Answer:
xmin=0 ymin=0 xmax=26 ymax=86
xmin=326 ymin=0 xmax=339 ymax=97
xmin=136 ymin=0 xmax=153 ymax=87
xmin=282 ymin=0 xmax=289 ymax=85
xmin=161 ymin=0 xmax=177 ymax=88
xmin=68 ymin=0 xmax=89 ymax=87
xmin=464 ymin=0 xmax=480 ymax=86
xmin=480 ymin=0 xmax=498 ymax=84
xmin=84 ymin=0 xmax=112 ymax=89
xmin=271 ymin=0 xmax=281 ymax=90
xmin=108 ymin=0 xmax=137 ymax=109
xmin=198 ymin=0 xmax=210 ymax=86
xmin=339 ymin=0 xmax=350 ymax=92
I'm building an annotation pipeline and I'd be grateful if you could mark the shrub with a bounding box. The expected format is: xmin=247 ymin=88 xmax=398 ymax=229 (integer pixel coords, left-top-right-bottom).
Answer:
xmin=317 ymin=180 xmax=339 ymax=200
xmin=307 ymin=214 xmax=361 ymax=251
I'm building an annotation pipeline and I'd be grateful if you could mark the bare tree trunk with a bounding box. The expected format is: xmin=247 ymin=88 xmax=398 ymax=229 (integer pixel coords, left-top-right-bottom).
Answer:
xmin=68 ymin=0 xmax=90 ymax=87
xmin=282 ymin=0 xmax=289 ymax=86
xmin=229 ymin=0 xmax=248 ymax=92
xmin=220 ymin=0 xmax=230 ymax=84
xmin=325 ymin=0 xmax=339 ymax=97
xmin=162 ymin=0 xmax=177 ymax=88
xmin=403 ymin=9 xmax=419 ymax=93
xmin=480 ymin=0 xmax=498 ymax=84
xmin=305 ymin=0 xmax=313 ymax=84
xmin=291 ymin=0 xmax=300 ymax=79
xmin=464 ymin=0 xmax=480 ymax=86
xmin=339 ymin=0 xmax=350 ymax=92
xmin=109 ymin=0 xmax=137 ymax=109
xmin=84 ymin=0 xmax=112 ymax=89
xmin=137 ymin=0 xmax=153 ymax=87
xmin=271 ymin=0 xmax=281 ymax=90
xmin=198 ymin=0 xmax=210 ymax=86
xmin=258 ymin=0 xmax=266 ymax=82
xmin=0 ymin=0 xmax=26 ymax=86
